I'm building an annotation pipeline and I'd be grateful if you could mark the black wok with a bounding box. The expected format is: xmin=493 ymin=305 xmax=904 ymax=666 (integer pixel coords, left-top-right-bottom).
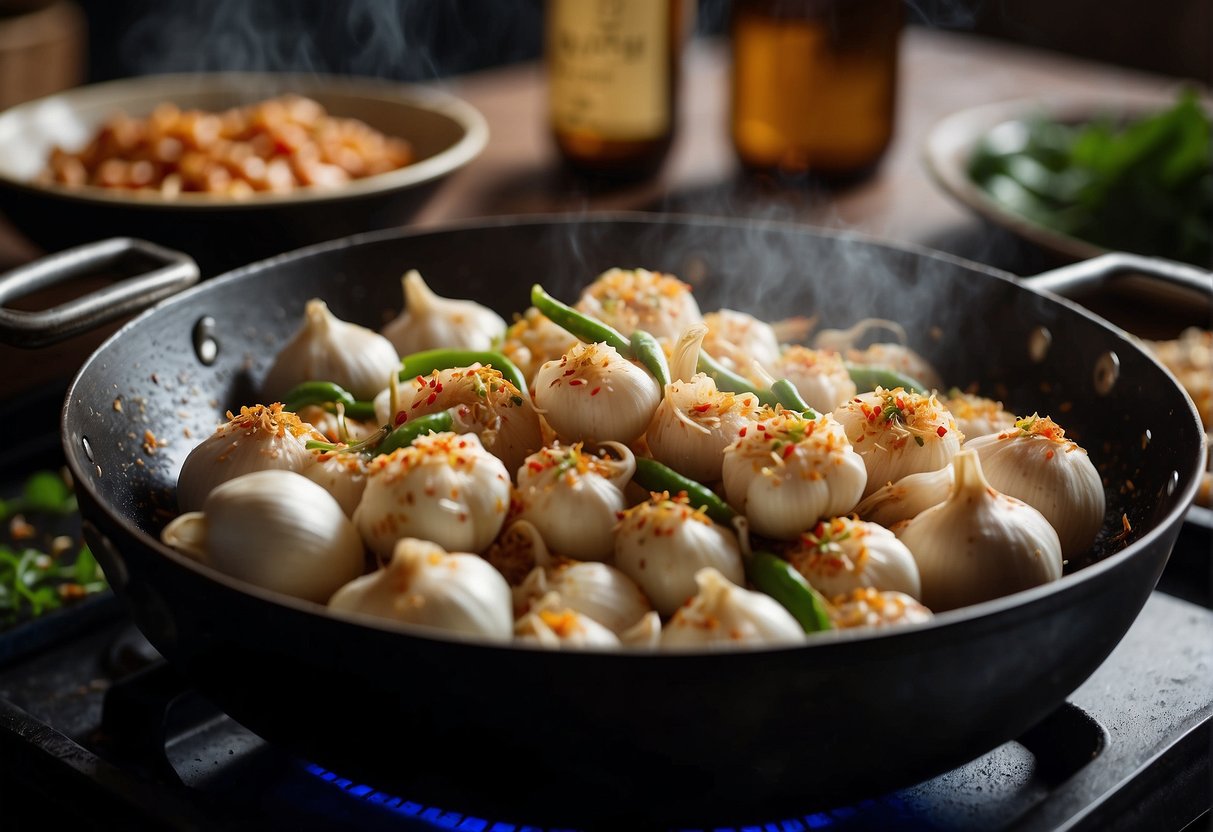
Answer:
xmin=35 ymin=215 xmax=1208 ymax=827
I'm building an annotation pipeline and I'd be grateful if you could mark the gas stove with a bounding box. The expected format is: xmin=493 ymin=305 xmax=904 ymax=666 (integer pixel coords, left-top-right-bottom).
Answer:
xmin=0 ymin=387 xmax=1209 ymax=832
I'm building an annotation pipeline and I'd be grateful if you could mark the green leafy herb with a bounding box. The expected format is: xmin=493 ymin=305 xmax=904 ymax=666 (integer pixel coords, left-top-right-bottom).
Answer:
xmin=968 ymin=90 xmax=1212 ymax=267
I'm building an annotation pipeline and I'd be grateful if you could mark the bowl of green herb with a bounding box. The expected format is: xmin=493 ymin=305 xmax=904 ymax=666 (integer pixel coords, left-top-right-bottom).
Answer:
xmin=924 ymin=90 xmax=1212 ymax=268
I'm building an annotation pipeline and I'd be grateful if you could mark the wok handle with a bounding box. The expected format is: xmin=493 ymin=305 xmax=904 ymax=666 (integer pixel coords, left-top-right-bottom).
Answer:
xmin=0 ymin=238 xmax=200 ymax=348
xmin=1025 ymin=252 xmax=1212 ymax=304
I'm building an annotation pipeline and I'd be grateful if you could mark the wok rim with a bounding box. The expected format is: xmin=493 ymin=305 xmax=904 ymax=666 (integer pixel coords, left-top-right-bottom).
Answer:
xmin=61 ymin=211 xmax=1208 ymax=660
xmin=0 ymin=71 xmax=489 ymax=208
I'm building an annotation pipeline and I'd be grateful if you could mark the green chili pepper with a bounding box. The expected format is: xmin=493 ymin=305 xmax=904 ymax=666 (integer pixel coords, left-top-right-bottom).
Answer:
xmin=377 ymin=411 xmax=456 ymax=456
xmin=398 ymin=349 xmax=529 ymax=396
xmin=630 ymin=329 xmax=671 ymax=388
xmin=530 ymin=284 xmax=631 ymax=355
xmin=696 ymin=350 xmax=778 ymax=407
xmin=845 ymin=363 xmax=927 ymax=395
xmin=769 ymin=379 xmax=818 ymax=418
xmin=282 ymin=381 xmax=377 ymax=421
xmin=748 ymin=551 xmax=833 ymax=634
xmin=632 ymin=457 xmax=736 ymax=526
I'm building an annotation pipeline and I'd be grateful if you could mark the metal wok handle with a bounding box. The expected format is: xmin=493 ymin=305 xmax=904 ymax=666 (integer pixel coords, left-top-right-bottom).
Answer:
xmin=1025 ymin=252 xmax=1212 ymax=305
xmin=0 ymin=238 xmax=200 ymax=348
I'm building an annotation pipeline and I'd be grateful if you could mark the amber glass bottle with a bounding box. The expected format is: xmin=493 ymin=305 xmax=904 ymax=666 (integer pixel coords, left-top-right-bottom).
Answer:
xmin=731 ymin=0 xmax=902 ymax=180
xmin=547 ymin=0 xmax=685 ymax=179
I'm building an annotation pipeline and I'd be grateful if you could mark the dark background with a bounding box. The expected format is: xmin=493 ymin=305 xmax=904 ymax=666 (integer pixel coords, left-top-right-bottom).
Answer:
xmin=73 ymin=0 xmax=1211 ymax=85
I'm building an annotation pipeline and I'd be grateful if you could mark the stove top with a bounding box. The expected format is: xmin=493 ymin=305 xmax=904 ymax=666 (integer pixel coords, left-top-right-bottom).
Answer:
xmin=0 ymin=386 xmax=1209 ymax=832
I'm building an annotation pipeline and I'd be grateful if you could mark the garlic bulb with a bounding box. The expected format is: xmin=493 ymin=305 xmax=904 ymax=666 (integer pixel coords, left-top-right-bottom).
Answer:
xmin=302 ymin=450 xmax=368 ymax=517
xmin=941 ymin=391 xmax=1017 ymax=442
xmin=895 ymin=450 xmax=1062 ymax=611
xmin=514 ymin=592 xmax=622 ymax=649
xmin=965 ymin=414 xmax=1105 ymax=556
xmin=328 ymin=537 xmax=512 ymax=642
xmin=381 ymin=270 xmax=507 ymax=354
xmin=660 ymin=568 xmax=805 ymax=650
xmin=828 ymin=588 xmax=933 ymax=630
xmin=353 ymin=431 xmax=511 ymax=558
xmin=391 ymin=366 xmax=544 ymax=476
xmin=176 ymin=404 xmax=323 ymax=513
xmin=500 ymin=306 xmax=580 ymax=386
xmin=721 ymin=411 xmax=867 ymax=540
xmin=514 ymin=442 xmax=634 ymax=562
xmin=262 ymin=299 xmax=400 ymax=401
xmin=532 ymin=342 xmax=661 ymax=444
xmin=701 ymin=309 xmax=782 ymax=374
xmin=514 ymin=559 xmax=651 ymax=636
xmin=812 ymin=318 xmax=943 ymax=392
xmin=769 ymin=345 xmax=858 ymax=413
xmin=575 ymin=267 xmax=702 ymax=340
xmin=786 ymin=516 xmax=921 ymax=600
xmin=646 ymin=324 xmax=763 ymax=483
xmin=614 ymin=492 xmax=745 ymax=616
xmin=161 ymin=469 xmax=364 ymax=604
xmin=854 ymin=466 xmax=953 ymax=529
xmin=832 ymin=387 xmax=962 ymax=498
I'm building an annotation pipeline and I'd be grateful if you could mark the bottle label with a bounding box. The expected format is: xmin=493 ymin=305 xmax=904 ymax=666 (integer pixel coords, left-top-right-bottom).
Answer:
xmin=548 ymin=0 xmax=670 ymax=140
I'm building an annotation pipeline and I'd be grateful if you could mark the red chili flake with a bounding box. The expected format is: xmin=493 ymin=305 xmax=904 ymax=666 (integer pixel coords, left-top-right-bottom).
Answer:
xmin=692 ymin=402 xmax=712 ymax=413
xmin=563 ymin=369 xmax=576 ymax=377
xmin=569 ymin=379 xmax=586 ymax=386
xmin=1046 ymin=450 xmax=1055 ymax=460
xmin=414 ymin=375 xmax=426 ymax=385
xmin=757 ymin=424 xmax=767 ymax=432
xmin=528 ymin=460 xmax=545 ymax=472
xmin=936 ymin=425 xmax=947 ymax=437
xmin=590 ymin=386 xmax=601 ymax=396
xmin=739 ymin=426 xmax=748 ymax=437
xmin=394 ymin=411 xmax=408 ymax=426
xmin=426 ymin=392 xmax=438 ymax=405
xmin=781 ymin=444 xmax=796 ymax=459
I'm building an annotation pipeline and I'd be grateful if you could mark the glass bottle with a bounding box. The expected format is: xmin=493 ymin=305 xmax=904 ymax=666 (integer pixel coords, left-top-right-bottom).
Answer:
xmin=547 ymin=0 xmax=686 ymax=179
xmin=731 ymin=0 xmax=902 ymax=180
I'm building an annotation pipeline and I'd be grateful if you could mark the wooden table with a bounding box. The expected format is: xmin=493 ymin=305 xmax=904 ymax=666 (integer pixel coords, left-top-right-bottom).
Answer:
xmin=0 ymin=26 xmax=1199 ymax=391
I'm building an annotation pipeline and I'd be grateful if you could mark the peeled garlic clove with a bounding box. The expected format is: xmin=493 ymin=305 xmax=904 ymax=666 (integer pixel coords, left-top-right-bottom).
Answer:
xmin=382 ymin=270 xmax=507 ymax=354
xmin=514 ymin=592 xmax=621 ymax=649
xmin=394 ymin=366 xmax=544 ymax=476
xmin=533 ymin=342 xmax=661 ymax=445
xmin=965 ymin=414 xmax=1105 ymax=557
xmin=828 ymin=587 xmax=933 ymax=630
xmin=769 ymin=346 xmax=858 ymax=413
xmin=620 ymin=610 xmax=662 ymax=650
xmin=854 ymin=466 xmax=954 ymax=529
xmin=701 ymin=309 xmax=782 ymax=373
xmin=786 ymin=516 xmax=921 ymax=600
xmin=500 ymin=306 xmax=580 ymax=387
xmin=328 ymin=537 xmax=512 ymax=641
xmin=161 ymin=469 xmax=364 ymax=604
xmin=646 ymin=324 xmax=763 ymax=484
xmin=176 ymin=404 xmax=323 ymax=513
xmin=895 ymin=449 xmax=1062 ymax=612
xmin=721 ymin=411 xmax=867 ymax=540
xmin=832 ymin=387 xmax=962 ymax=498
xmin=262 ymin=299 xmax=400 ymax=401
xmin=614 ymin=492 xmax=745 ymax=616
xmin=302 ymin=450 xmax=368 ymax=518
xmin=514 ymin=442 xmax=632 ymax=562
xmin=487 ymin=519 xmax=554 ymax=588
xmin=660 ymin=567 xmax=805 ymax=650
xmin=576 ymin=267 xmax=702 ymax=340
xmin=515 ymin=556 xmax=652 ymax=635
xmin=941 ymin=391 xmax=1017 ymax=442
xmin=353 ymin=431 xmax=511 ymax=558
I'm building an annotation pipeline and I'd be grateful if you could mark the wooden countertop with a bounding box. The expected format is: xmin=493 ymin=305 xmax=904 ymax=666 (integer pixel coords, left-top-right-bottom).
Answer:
xmin=0 ymin=26 xmax=1201 ymax=391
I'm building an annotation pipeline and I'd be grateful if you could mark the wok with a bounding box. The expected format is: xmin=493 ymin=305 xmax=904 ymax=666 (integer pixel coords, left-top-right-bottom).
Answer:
xmin=25 ymin=215 xmax=1209 ymax=826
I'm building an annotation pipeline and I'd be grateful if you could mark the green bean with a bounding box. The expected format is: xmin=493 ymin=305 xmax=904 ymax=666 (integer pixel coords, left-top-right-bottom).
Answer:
xmin=398 ymin=349 xmax=529 ymax=396
xmin=632 ymin=457 xmax=736 ymax=526
xmin=530 ymin=284 xmax=631 ymax=355
xmin=377 ymin=411 xmax=455 ymax=456
xmin=845 ymin=363 xmax=927 ymax=395
xmin=696 ymin=350 xmax=778 ymax=407
xmin=748 ymin=552 xmax=833 ymax=634
xmin=282 ymin=381 xmax=377 ymax=421
xmin=630 ymin=329 xmax=671 ymax=388
xmin=770 ymin=379 xmax=817 ymax=418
